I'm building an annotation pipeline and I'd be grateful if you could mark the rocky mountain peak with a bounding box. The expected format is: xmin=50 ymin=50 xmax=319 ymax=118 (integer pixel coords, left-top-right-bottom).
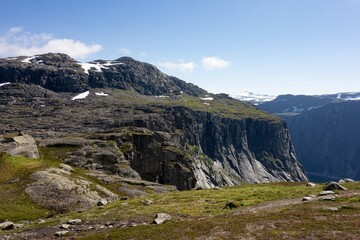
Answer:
xmin=0 ymin=53 xmax=206 ymax=96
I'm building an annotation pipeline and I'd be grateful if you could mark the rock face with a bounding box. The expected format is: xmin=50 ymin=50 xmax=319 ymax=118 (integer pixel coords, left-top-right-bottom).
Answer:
xmin=25 ymin=167 xmax=118 ymax=211
xmin=0 ymin=53 xmax=308 ymax=190
xmin=287 ymin=101 xmax=360 ymax=181
xmin=0 ymin=134 xmax=39 ymax=159
xmin=259 ymin=92 xmax=360 ymax=182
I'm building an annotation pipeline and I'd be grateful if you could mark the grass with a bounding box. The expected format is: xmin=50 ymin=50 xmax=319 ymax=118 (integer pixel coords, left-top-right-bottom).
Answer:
xmin=69 ymin=182 xmax=324 ymax=229
xmin=79 ymin=182 xmax=360 ymax=240
xmin=0 ymin=154 xmax=49 ymax=221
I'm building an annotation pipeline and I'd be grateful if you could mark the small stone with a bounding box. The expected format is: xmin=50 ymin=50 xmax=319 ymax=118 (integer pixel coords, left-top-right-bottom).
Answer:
xmin=338 ymin=179 xmax=345 ymax=184
xmin=306 ymin=182 xmax=316 ymax=187
xmin=319 ymin=195 xmax=336 ymax=201
xmin=153 ymin=213 xmax=172 ymax=224
xmin=142 ymin=199 xmax=154 ymax=205
xmin=60 ymin=224 xmax=70 ymax=229
xmin=67 ymin=219 xmax=82 ymax=225
xmin=97 ymin=198 xmax=108 ymax=206
xmin=326 ymin=207 xmax=339 ymax=211
xmin=121 ymin=196 xmax=129 ymax=200
xmin=59 ymin=163 xmax=73 ymax=172
xmin=318 ymin=191 xmax=335 ymax=196
xmin=38 ymin=219 xmax=45 ymax=224
xmin=213 ymin=186 xmax=223 ymax=190
xmin=12 ymin=224 xmax=23 ymax=229
xmin=302 ymin=196 xmax=313 ymax=201
xmin=0 ymin=221 xmax=14 ymax=230
xmin=54 ymin=230 xmax=69 ymax=237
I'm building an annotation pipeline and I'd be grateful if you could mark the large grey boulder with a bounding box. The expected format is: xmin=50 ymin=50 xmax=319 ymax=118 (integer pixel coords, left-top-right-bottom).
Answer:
xmin=0 ymin=134 xmax=39 ymax=159
xmin=25 ymin=168 xmax=117 ymax=212
xmin=323 ymin=181 xmax=347 ymax=191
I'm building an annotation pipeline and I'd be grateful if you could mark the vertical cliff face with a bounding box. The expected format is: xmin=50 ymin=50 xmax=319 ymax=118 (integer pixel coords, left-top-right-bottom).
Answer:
xmin=172 ymin=107 xmax=307 ymax=185
xmin=123 ymin=107 xmax=307 ymax=189
xmin=287 ymin=101 xmax=360 ymax=181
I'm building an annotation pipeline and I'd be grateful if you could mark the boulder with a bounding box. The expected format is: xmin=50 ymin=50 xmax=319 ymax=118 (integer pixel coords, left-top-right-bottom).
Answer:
xmin=118 ymin=186 xmax=148 ymax=197
xmin=306 ymin=182 xmax=316 ymax=187
xmin=343 ymin=178 xmax=355 ymax=182
xmin=323 ymin=181 xmax=347 ymax=191
xmin=0 ymin=221 xmax=14 ymax=230
xmin=97 ymin=199 xmax=108 ymax=206
xmin=25 ymin=168 xmax=117 ymax=212
xmin=302 ymin=196 xmax=314 ymax=201
xmin=60 ymin=224 xmax=70 ymax=229
xmin=0 ymin=134 xmax=39 ymax=159
xmin=153 ymin=213 xmax=172 ymax=224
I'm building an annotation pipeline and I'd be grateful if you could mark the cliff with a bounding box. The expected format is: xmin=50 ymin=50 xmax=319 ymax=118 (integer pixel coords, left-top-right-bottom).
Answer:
xmin=287 ymin=101 xmax=360 ymax=181
xmin=0 ymin=53 xmax=307 ymax=189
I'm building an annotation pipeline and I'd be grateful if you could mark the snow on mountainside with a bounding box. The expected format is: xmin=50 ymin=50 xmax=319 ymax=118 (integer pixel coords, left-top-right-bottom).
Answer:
xmin=258 ymin=92 xmax=360 ymax=115
xmin=230 ymin=91 xmax=276 ymax=105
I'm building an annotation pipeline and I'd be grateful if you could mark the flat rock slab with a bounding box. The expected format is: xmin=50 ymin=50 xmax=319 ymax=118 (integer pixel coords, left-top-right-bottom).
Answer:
xmin=318 ymin=191 xmax=336 ymax=196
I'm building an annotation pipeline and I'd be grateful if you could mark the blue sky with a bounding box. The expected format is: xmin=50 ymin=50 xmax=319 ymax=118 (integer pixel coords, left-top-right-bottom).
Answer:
xmin=1 ymin=0 xmax=360 ymax=95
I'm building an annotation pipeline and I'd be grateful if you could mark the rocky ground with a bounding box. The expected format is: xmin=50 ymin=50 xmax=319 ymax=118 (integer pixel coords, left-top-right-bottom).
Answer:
xmin=1 ymin=182 xmax=359 ymax=239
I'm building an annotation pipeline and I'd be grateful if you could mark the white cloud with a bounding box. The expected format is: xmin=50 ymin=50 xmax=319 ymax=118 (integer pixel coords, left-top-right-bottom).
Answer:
xmin=201 ymin=56 xmax=230 ymax=70
xmin=0 ymin=27 xmax=102 ymax=59
xmin=159 ymin=61 xmax=196 ymax=73
xmin=118 ymin=47 xmax=132 ymax=55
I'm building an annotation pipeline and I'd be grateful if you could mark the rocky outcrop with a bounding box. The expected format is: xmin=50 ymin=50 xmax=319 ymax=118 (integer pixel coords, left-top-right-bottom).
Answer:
xmin=25 ymin=167 xmax=118 ymax=212
xmin=0 ymin=134 xmax=39 ymax=159
xmin=0 ymin=53 xmax=206 ymax=96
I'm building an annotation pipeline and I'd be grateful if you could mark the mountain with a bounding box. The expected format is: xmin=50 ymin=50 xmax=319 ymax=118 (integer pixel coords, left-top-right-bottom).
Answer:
xmin=230 ymin=91 xmax=276 ymax=105
xmin=258 ymin=92 xmax=360 ymax=115
xmin=0 ymin=53 xmax=307 ymax=192
xmin=258 ymin=93 xmax=360 ymax=181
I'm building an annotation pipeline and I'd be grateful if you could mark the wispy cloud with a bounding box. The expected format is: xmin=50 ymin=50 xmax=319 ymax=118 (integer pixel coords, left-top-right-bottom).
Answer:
xmin=118 ymin=47 xmax=132 ymax=55
xmin=139 ymin=51 xmax=148 ymax=57
xmin=0 ymin=27 xmax=102 ymax=59
xmin=201 ymin=56 xmax=231 ymax=70
xmin=159 ymin=61 xmax=196 ymax=73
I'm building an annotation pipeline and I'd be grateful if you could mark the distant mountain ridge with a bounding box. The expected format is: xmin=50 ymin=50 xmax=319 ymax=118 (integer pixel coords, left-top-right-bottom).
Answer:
xmin=257 ymin=91 xmax=360 ymax=182
xmin=258 ymin=92 xmax=360 ymax=115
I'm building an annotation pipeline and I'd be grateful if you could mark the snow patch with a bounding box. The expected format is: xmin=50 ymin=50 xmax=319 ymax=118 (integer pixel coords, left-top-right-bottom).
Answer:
xmin=0 ymin=82 xmax=10 ymax=87
xmin=200 ymin=97 xmax=214 ymax=101
xmin=21 ymin=56 xmax=36 ymax=63
xmin=345 ymin=96 xmax=360 ymax=101
xmin=203 ymin=102 xmax=210 ymax=106
xmin=230 ymin=91 xmax=276 ymax=104
xmin=78 ymin=61 xmax=123 ymax=75
xmin=95 ymin=92 xmax=108 ymax=96
xmin=72 ymin=91 xmax=90 ymax=100
xmin=21 ymin=56 xmax=43 ymax=64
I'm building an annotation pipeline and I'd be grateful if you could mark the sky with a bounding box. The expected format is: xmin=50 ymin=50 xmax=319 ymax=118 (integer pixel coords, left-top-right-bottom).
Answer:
xmin=0 ymin=0 xmax=360 ymax=96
